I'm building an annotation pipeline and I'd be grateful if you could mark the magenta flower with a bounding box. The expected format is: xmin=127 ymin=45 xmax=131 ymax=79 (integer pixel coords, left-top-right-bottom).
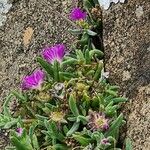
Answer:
xmin=42 ymin=44 xmax=65 ymax=64
xmin=70 ymin=7 xmax=86 ymax=21
xmin=87 ymin=111 xmax=109 ymax=131
xmin=21 ymin=69 xmax=45 ymax=90
xmin=16 ymin=128 xmax=23 ymax=136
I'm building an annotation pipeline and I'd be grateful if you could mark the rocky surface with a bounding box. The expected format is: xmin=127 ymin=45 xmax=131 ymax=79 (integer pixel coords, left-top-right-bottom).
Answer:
xmin=103 ymin=0 xmax=150 ymax=149
xmin=0 ymin=0 xmax=76 ymax=148
xmin=0 ymin=0 xmax=76 ymax=99
xmin=0 ymin=0 xmax=12 ymax=26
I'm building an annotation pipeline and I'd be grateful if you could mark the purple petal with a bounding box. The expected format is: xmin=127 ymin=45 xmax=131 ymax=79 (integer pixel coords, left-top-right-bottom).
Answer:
xmin=70 ymin=7 xmax=86 ymax=21
xmin=42 ymin=44 xmax=65 ymax=64
xmin=103 ymin=123 xmax=109 ymax=130
xmin=33 ymin=70 xmax=45 ymax=84
xmin=21 ymin=69 xmax=45 ymax=90
xmin=16 ymin=128 xmax=23 ymax=136
xmin=55 ymin=44 xmax=65 ymax=62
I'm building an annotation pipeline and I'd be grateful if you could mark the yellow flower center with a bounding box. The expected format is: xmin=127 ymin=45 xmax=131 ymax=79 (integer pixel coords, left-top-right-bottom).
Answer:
xmin=51 ymin=112 xmax=66 ymax=123
xmin=96 ymin=118 xmax=105 ymax=127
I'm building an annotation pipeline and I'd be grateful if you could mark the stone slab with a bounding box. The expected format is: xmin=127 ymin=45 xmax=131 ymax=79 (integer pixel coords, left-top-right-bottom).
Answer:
xmin=103 ymin=0 xmax=150 ymax=149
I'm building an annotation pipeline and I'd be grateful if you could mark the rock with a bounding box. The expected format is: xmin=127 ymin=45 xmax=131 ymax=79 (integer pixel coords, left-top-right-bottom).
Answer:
xmin=0 ymin=0 xmax=76 ymax=99
xmin=98 ymin=0 xmax=126 ymax=10
xmin=0 ymin=0 xmax=12 ymax=26
xmin=103 ymin=0 xmax=150 ymax=149
xmin=0 ymin=0 xmax=76 ymax=148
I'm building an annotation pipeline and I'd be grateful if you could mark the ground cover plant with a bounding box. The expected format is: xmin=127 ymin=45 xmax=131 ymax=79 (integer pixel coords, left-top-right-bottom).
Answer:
xmin=0 ymin=0 xmax=132 ymax=149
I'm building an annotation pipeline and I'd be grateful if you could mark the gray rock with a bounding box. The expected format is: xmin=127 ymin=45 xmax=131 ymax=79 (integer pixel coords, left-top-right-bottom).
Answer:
xmin=0 ymin=14 xmax=7 ymax=26
xmin=0 ymin=0 xmax=12 ymax=26
xmin=103 ymin=0 xmax=150 ymax=149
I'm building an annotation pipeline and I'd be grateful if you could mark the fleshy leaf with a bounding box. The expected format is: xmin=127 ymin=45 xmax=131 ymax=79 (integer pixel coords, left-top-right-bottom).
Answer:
xmin=125 ymin=138 xmax=132 ymax=150
xmin=69 ymin=94 xmax=79 ymax=117
xmin=105 ymin=113 xmax=124 ymax=138
xmin=37 ymin=57 xmax=53 ymax=77
xmin=86 ymin=29 xmax=97 ymax=36
xmin=66 ymin=122 xmax=80 ymax=136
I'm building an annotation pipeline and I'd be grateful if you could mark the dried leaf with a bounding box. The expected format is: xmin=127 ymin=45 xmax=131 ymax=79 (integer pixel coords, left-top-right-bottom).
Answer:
xmin=23 ymin=27 xmax=34 ymax=47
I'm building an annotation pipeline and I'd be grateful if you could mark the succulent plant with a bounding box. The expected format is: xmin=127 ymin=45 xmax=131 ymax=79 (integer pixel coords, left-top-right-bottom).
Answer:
xmin=1 ymin=1 xmax=132 ymax=150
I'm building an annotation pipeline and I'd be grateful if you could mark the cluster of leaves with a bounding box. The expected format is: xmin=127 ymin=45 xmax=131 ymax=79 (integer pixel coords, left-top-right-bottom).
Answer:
xmin=0 ymin=0 xmax=132 ymax=150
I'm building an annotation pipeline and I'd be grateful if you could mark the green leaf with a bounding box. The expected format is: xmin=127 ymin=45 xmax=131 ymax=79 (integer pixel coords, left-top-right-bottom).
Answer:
xmin=0 ymin=115 xmax=10 ymax=128
xmin=53 ymin=144 xmax=69 ymax=150
xmin=32 ymin=134 xmax=40 ymax=150
xmin=10 ymin=137 xmax=32 ymax=150
xmin=62 ymin=58 xmax=78 ymax=66
xmin=37 ymin=120 xmax=45 ymax=126
xmin=67 ymin=116 xmax=77 ymax=122
xmin=66 ymin=122 xmax=80 ymax=136
xmin=76 ymin=49 xmax=85 ymax=62
xmin=51 ymin=123 xmax=64 ymax=141
xmin=79 ymin=33 xmax=89 ymax=45
xmin=37 ymin=57 xmax=53 ymax=77
xmin=29 ymin=124 xmax=37 ymax=140
xmin=69 ymin=94 xmax=79 ymax=116
xmin=110 ymin=148 xmax=122 ymax=150
xmin=93 ymin=0 xmax=99 ymax=5
xmin=105 ymin=101 xmax=114 ymax=108
xmin=105 ymin=113 xmax=124 ymax=138
xmin=12 ymin=91 xmax=27 ymax=102
xmin=53 ymin=61 xmax=60 ymax=81
xmin=59 ymin=72 xmax=76 ymax=81
xmin=85 ymin=49 xmax=90 ymax=64
xmin=125 ymin=138 xmax=132 ymax=150
xmin=49 ymin=121 xmax=58 ymax=136
xmin=73 ymin=134 xmax=92 ymax=146
xmin=5 ymin=146 xmax=16 ymax=150
xmin=77 ymin=115 xmax=88 ymax=124
xmin=111 ymin=97 xmax=127 ymax=104
xmin=83 ymin=0 xmax=93 ymax=9
xmin=3 ymin=94 xmax=13 ymax=117
xmin=105 ymin=106 xmax=118 ymax=116
xmin=109 ymin=85 xmax=120 ymax=91
xmin=35 ymin=114 xmax=48 ymax=121
xmin=106 ymin=90 xmax=118 ymax=97
xmin=45 ymin=103 xmax=56 ymax=111
xmin=68 ymin=29 xmax=82 ymax=35
xmin=4 ymin=119 xmax=18 ymax=129
xmin=86 ymin=29 xmax=97 ymax=36
xmin=89 ymin=49 xmax=104 ymax=58
xmin=63 ymin=125 xmax=69 ymax=134
xmin=94 ymin=63 xmax=103 ymax=80
xmin=91 ymin=132 xmax=103 ymax=142
xmin=45 ymin=120 xmax=64 ymax=141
